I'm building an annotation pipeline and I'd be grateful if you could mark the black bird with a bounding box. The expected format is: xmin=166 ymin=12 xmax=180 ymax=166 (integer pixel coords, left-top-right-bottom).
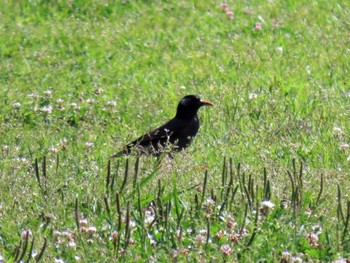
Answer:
xmin=111 ymin=95 xmax=213 ymax=157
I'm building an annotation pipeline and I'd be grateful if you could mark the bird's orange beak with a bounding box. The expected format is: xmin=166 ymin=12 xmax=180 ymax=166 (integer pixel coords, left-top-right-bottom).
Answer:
xmin=200 ymin=100 xmax=214 ymax=106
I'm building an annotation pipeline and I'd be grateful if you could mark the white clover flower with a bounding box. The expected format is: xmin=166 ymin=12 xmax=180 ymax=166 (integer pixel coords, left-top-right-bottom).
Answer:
xmin=107 ymin=100 xmax=117 ymax=107
xmin=50 ymin=147 xmax=59 ymax=153
xmin=307 ymin=232 xmax=319 ymax=246
xmin=248 ymin=93 xmax=258 ymax=99
xmin=221 ymin=244 xmax=231 ymax=256
xmin=85 ymin=142 xmax=94 ymax=149
xmin=43 ymin=90 xmax=53 ymax=96
xmin=70 ymin=102 xmax=79 ymax=109
xmin=21 ymin=230 xmax=32 ymax=239
xmin=281 ymin=251 xmax=291 ymax=261
xmin=275 ymin=46 xmax=283 ymax=53
xmin=333 ymin=126 xmax=343 ymax=134
xmin=144 ymin=210 xmax=155 ymax=225
xmin=111 ymin=231 xmax=118 ymax=241
xmin=87 ymin=226 xmax=97 ymax=233
xmin=12 ymin=102 xmax=22 ymax=109
xmin=68 ymin=240 xmax=76 ymax=248
xmin=86 ymin=98 xmax=96 ymax=104
xmin=28 ymin=93 xmax=39 ymax=99
xmin=79 ymin=218 xmax=88 ymax=226
xmin=2 ymin=145 xmax=9 ymax=154
xmin=260 ymin=200 xmax=275 ymax=216
xmin=41 ymin=105 xmax=53 ymax=114
xmin=290 ymin=256 xmax=303 ymax=263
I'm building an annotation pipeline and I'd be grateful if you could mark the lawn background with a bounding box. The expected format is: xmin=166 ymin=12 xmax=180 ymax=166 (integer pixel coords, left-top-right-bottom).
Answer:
xmin=0 ymin=0 xmax=350 ymax=261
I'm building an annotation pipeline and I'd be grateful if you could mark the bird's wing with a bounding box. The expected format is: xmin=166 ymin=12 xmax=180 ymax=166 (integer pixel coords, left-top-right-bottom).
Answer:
xmin=129 ymin=118 xmax=185 ymax=146
xmin=111 ymin=118 xmax=186 ymax=157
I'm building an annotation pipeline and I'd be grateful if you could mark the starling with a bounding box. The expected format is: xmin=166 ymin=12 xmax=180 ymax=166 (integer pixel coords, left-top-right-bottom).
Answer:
xmin=111 ymin=95 xmax=213 ymax=157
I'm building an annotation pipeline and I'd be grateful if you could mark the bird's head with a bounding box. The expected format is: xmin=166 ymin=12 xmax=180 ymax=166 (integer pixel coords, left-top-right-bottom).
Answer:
xmin=176 ymin=95 xmax=213 ymax=119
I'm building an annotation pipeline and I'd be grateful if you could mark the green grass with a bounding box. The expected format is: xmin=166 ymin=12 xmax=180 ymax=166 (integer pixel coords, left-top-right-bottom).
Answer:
xmin=0 ymin=0 xmax=350 ymax=261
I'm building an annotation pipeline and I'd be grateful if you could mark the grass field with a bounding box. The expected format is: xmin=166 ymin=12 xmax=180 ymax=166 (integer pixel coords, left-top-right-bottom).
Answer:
xmin=0 ymin=0 xmax=350 ymax=261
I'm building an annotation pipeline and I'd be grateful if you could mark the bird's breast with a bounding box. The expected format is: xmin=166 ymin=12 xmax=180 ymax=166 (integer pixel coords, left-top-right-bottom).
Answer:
xmin=170 ymin=118 xmax=200 ymax=150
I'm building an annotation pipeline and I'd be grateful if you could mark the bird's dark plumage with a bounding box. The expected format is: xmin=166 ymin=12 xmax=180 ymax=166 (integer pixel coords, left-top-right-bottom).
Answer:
xmin=111 ymin=95 xmax=213 ymax=157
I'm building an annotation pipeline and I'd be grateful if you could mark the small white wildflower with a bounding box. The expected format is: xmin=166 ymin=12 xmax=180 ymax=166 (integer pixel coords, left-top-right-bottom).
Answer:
xmin=248 ymin=93 xmax=258 ymax=99
xmin=340 ymin=143 xmax=349 ymax=149
xmin=307 ymin=232 xmax=319 ymax=246
xmin=206 ymin=197 xmax=215 ymax=206
xmin=275 ymin=46 xmax=283 ymax=54
xmin=221 ymin=244 xmax=231 ymax=256
xmin=70 ymin=102 xmax=79 ymax=109
xmin=229 ymin=233 xmax=240 ymax=243
xmin=290 ymin=256 xmax=303 ymax=263
xmin=215 ymin=229 xmax=225 ymax=239
xmin=240 ymin=228 xmax=249 ymax=237
xmin=74 ymin=254 xmax=80 ymax=261
xmin=79 ymin=218 xmax=88 ymax=226
xmin=312 ymin=224 xmax=323 ymax=234
xmin=62 ymin=231 xmax=73 ymax=240
xmin=260 ymin=200 xmax=275 ymax=216
xmin=107 ymin=100 xmax=117 ymax=107
xmin=306 ymin=65 xmax=311 ymax=74
xmin=54 ymin=258 xmax=65 ymax=263
xmin=2 ymin=145 xmax=9 ymax=154
xmin=254 ymin=22 xmax=262 ymax=31
xmin=147 ymin=233 xmax=156 ymax=246
xmin=333 ymin=126 xmax=343 ymax=134
xmin=332 ymin=258 xmax=348 ymax=263
xmin=261 ymin=200 xmax=275 ymax=208
xmin=226 ymin=215 xmax=237 ymax=229
xmin=68 ymin=240 xmax=76 ymax=248
xmin=28 ymin=93 xmax=39 ymax=99
xmin=41 ymin=105 xmax=53 ymax=114
xmin=144 ymin=211 xmax=155 ymax=225
xmin=21 ymin=230 xmax=32 ymax=239
xmin=43 ymin=90 xmax=53 ymax=96
xmin=129 ymin=220 xmax=136 ymax=230
xmin=50 ymin=147 xmax=59 ymax=153
xmin=12 ymin=102 xmax=22 ymax=109
xmin=195 ymin=234 xmax=205 ymax=245
xmin=85 ymin=142 xmax=94 ymax=149
xmin=281 ymin=250 xmax=291 ymax=261
xmin=31 ymin=250 xmax=38 ymax=258
xmin=111 ymin=231 xmax=118 ymax=241
xmin=87 ymin=226 xmax=97 ymax=233
xmin=94 ymin=88 xmax=104 ymax=95
xmin=199 ymin=229 xmax=207 ymax=236
xmin=56 ymin=98 xmax=64 ymax=104
xmin=86 ymin=98 xmax=96 ymax=104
